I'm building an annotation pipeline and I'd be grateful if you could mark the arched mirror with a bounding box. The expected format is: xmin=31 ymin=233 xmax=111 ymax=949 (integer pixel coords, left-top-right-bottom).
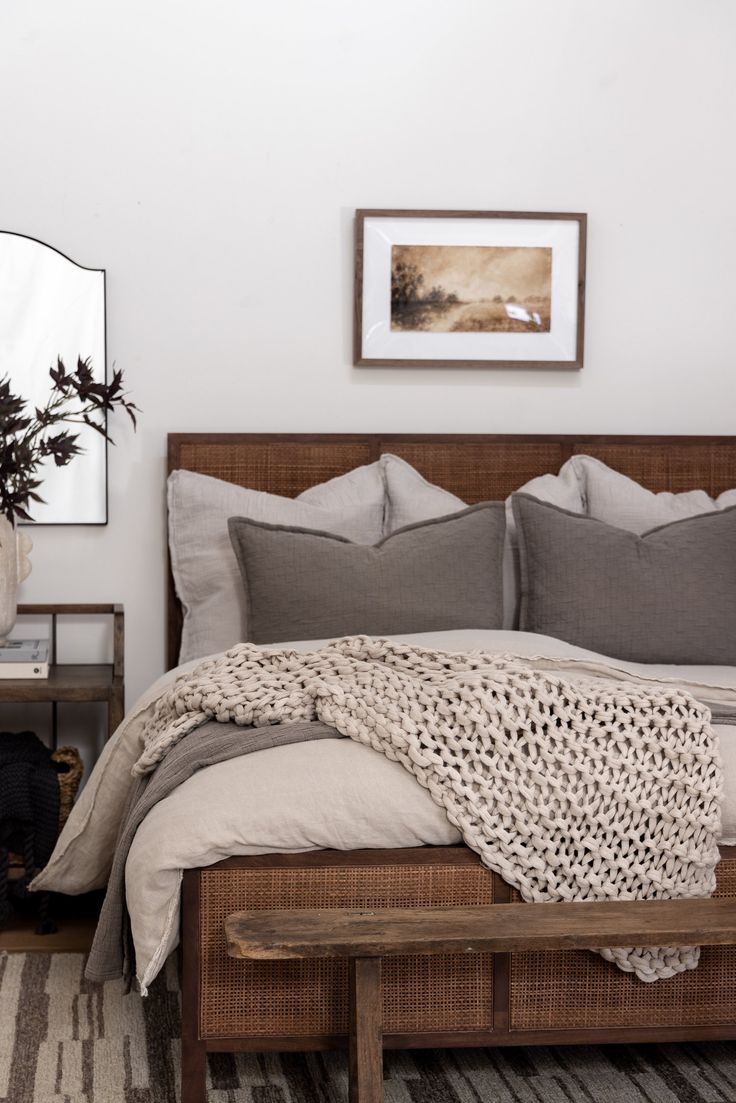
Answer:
xmin=0 ymin=232 xmax=106 ymax=524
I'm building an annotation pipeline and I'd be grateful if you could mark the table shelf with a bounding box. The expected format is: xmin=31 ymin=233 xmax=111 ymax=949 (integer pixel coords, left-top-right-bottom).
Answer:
xmin=0 ymin=664 xmax=121 ymax=702
xmin=0 ymin=605 xmax=125 ymax=740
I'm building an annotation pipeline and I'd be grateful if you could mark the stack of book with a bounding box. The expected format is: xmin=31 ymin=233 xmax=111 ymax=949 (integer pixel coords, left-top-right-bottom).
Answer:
xmin=0 ymin=639 xmax=50 ymax=679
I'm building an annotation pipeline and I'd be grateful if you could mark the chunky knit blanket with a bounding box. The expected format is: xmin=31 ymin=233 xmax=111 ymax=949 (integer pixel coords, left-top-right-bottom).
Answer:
xmin=136 ymin=636 xmax=723 ymax=982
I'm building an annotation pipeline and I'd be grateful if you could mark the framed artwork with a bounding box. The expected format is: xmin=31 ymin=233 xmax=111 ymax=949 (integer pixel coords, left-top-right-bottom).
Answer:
xmin=354 ymin=209 xmax=586 ymax=369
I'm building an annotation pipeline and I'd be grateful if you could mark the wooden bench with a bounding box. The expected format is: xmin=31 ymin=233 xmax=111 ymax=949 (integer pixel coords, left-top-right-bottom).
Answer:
xmin=226 ymin=898 xmax=736 ymax=1103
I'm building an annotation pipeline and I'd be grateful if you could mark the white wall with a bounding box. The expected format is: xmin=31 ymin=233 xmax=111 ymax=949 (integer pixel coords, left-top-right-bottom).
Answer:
xmin=1 ymin=0 xmax=735 ymax=714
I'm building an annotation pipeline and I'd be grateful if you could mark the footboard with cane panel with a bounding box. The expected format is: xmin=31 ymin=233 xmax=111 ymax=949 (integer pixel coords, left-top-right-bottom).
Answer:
xmin=180 ymin=844 xmax=736 ymax=1103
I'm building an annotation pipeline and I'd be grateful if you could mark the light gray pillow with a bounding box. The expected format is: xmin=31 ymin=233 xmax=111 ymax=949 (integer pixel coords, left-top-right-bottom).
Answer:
xmin=567 ymin=454 xmax=736 ymax=532
xmin=381 ymin=454 xmax=467 ymax=532
xmin=169 ymin=465 xmax=386 ymax=663
xmin=381 ymin=453 xmax=584 ymax=628
xmin=513 ymin=493 xmax=736 ymax=664
xmin=228 ymin=503 xmax=506 ymax=644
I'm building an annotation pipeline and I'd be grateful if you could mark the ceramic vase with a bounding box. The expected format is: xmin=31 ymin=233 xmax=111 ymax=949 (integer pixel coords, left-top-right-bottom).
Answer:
xmin=0 ymin=515 xmax=32 ymax=645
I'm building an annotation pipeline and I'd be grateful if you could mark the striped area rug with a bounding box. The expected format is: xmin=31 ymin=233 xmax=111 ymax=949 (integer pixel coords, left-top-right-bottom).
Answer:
xmin=3 ymin=952 xmax=736 ymax=1102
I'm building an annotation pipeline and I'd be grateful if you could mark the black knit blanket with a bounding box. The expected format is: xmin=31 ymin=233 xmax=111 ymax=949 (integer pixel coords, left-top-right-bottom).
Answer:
xmin=0 ymin=731 xmax=60 ymax=924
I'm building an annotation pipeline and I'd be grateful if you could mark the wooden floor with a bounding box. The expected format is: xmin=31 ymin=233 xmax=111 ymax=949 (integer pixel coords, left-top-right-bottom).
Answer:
xmin=0 ymin=892 xmax=100 ymax=953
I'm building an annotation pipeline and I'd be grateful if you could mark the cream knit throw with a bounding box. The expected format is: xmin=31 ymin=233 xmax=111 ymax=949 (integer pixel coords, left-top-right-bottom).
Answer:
xmin=136 ymin=636 xmax=722 ymax=982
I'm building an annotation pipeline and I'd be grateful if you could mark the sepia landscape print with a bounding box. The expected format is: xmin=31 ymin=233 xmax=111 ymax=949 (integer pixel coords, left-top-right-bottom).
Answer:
xmin=390 ymin=244 xmax=552 ymax=333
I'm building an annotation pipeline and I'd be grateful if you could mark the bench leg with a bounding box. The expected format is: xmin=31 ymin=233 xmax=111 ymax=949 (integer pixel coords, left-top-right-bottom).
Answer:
xmin=348 ymin=957 xmax=383 ymax=1103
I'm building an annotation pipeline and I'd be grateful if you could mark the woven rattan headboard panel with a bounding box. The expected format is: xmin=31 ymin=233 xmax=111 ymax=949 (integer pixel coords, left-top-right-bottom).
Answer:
xmin=166 ymin=432 xmax=736 ymax=667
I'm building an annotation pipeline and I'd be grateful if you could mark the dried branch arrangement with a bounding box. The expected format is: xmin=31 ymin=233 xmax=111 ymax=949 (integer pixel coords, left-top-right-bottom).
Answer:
xmin=0 ymin=357 xmax=138 ymax=524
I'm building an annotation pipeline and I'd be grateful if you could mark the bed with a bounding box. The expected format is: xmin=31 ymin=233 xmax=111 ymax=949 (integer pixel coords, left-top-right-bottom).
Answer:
xmin=161 ymin=431 xmax=736 ymax=1099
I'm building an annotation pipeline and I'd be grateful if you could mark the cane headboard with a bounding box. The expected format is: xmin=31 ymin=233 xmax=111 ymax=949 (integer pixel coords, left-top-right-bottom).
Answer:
xmin=166 ymin=432 xmax=736 ymax=668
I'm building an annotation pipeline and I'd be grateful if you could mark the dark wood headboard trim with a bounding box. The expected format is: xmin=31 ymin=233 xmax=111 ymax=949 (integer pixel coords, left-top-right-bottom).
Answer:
xmin=166 ymin=432 xmax=736 ymax=669
xmin=168 ymin=431 xmax=736 ymax=467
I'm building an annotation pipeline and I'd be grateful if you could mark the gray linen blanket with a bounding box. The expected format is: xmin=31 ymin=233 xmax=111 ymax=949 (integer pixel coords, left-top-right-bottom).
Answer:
xmin=85 ymin=719 xmax=339 ymax=983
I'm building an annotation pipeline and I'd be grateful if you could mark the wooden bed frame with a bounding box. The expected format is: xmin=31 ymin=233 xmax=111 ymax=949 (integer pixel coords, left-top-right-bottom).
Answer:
xmin=167 ymin=432 xmax=736 ymax=1095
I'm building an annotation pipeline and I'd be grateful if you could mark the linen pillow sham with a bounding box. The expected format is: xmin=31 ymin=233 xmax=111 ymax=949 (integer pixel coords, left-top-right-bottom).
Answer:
xmin=567 ymin=454 xmax=736 ymax=532
xmin=381 ymin=453 xmax=584 ymax=628
xmin=228 ymin=502 xmax=506 ymax=644
xmin=513 ymin=493 xmax=736 ymax=665
xmin=169 ymin=465 xmax=386 ymax=663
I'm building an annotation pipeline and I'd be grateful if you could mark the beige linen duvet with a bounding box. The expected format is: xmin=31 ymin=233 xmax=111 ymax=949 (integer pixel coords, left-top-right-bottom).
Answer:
xmin=34 ymin=629 xmax=736 ymax=994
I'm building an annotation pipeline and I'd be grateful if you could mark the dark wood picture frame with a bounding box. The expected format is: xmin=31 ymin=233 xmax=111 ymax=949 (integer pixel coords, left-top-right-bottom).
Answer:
xmin=353 ymin=209 xmax=587 ymax=369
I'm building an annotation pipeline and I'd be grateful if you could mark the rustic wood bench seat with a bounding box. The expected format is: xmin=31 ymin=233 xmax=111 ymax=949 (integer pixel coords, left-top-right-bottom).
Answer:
xmin=225 ymin=898 xmax=736 ymax=1103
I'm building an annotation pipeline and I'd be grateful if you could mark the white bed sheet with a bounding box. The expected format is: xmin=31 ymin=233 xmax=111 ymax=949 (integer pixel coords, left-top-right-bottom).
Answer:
xmin=118 ymin=629 xmax=736 ymax=993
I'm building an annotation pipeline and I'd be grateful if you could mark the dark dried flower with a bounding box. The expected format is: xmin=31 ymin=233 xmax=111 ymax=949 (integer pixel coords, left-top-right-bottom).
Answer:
xmin=0 ymin=357 xmax=139 ymax=524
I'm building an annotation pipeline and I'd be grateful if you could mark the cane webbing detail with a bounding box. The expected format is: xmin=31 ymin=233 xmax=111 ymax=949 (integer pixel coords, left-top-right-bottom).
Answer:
xmin=381 ymin=442 xmax=566 ymax=502
xmin=176 ymin=441 xmax=376 ymax=498
xmin=171 ymin=437 xmax=736 ymax=507
xmin=510 ymin=858 xmax=736 ymax=1031
xmin=199 ymin=862 xmax=493 ymax=1039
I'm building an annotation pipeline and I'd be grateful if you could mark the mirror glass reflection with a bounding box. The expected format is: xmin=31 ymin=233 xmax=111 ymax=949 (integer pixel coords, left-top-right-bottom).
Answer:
xmin=0 ymin=231 xmax=106 ymax=523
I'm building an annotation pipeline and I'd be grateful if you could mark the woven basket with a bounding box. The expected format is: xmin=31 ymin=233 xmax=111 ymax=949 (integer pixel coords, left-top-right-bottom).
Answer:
xmin=51 ymin=746 xmax=83 ymax=832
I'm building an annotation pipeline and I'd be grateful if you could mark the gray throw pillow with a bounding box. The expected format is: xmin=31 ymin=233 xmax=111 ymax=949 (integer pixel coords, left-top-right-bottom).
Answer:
xmin=228 ymin=503 xmax=506 ymax=644
xmin=512 ymin=493 xmax=736 ymax=664
xmin=381 ymin=453 xmax=584 ymax=630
